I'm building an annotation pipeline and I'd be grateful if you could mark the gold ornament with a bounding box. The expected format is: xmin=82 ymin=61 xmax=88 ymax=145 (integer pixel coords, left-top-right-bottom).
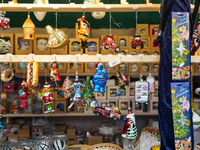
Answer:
xmin=12 ymin=0 xmax=18 ymax=4
xmin=22 ymin=14 xmax=35 ymax=41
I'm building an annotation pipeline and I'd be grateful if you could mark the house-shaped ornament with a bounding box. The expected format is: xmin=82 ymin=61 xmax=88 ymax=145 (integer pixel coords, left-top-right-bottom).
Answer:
xmin=22 ymin=14 xmax=35 ymax=41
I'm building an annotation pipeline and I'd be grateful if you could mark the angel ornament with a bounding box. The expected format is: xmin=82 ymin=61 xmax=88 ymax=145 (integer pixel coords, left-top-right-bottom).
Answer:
xmin=68 ymin=76 xmax=85 ymax=109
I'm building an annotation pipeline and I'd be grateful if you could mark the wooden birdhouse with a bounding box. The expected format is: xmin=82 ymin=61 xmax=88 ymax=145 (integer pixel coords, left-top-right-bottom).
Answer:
xmin=22 ymin=14 xmax=35 ymax=41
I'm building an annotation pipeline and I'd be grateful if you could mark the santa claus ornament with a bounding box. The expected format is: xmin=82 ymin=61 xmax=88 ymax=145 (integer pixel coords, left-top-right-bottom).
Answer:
xmin=38 ymin=82 xmax=55 ymax=113
xmin=18 ymin=80 xmax=29 ymax=108
xmin=92 ymin=62 xmax=108 ymax=93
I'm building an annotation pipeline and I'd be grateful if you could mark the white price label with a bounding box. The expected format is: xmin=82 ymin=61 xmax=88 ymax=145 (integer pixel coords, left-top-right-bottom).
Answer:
xmin=98 ymin=2 xmax=104 ymax=5
xmin=53 ymin=7 xmax=59 ymax=9
xmin=107 ymin=54 xmax=113 ymax=57
xmin=106 ymin=6 xmax=111 ymax=9
xmin=69 ymin=3 xmax=75 ymax=5
xmin=66 ymin=55 xmax=72 ymax=57
xmin=108 ymin=59 xmax=121 ymax=67
xmin=127 ymin=54 xmax=132 ymax=57
xmin=83 ymin=54 xmax=88 ymax=57
xmin=8 ymin=1 xmax=14 ymax=4
xmin=21 ymin=59 xmax=28 ymax=62
xmin=151 ymin=54 xmax=157 ymax=58
xmin=194 ymin=60 xmax=199 ymax=63
xmin=0 ymin=55 xmax=4 ymax=58
xmin=43 ymin=56 xmax=49 ymax=60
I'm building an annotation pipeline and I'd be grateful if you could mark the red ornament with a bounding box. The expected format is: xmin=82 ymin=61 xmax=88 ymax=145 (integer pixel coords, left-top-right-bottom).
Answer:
xmin=4 ymin=83 xmax=19 ymax=92
xmin=18 ymin=81 xmax=29 ymax=108
xmin=0 ymin=16 xmax=10 ymax=30
xmin=131 ymin=35 xmax=144 ymax=49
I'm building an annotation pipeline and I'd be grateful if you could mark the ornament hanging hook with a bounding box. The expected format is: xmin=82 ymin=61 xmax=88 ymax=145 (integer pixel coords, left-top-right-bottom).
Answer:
xmin=138 ymin=54 xmax=143 ymax=81
xmin=53 ymin=54 xmax=57 ymax=62
xmin=26 ymin=6 xmax=32 ymax=15
xmin=7 ymin=53 xmax=12 ymax=69
xmin=96 ymin=54 xmax=102 ymax=62
xmin=29 ymin=53 xmax=35 ymax=61
xmin=75 ymin=54 xmax=80 ymax=76
xmin=53 ymin=7 xmax=59 ymax=29
xmin=82 ymin=5 xmax=87 ymax=16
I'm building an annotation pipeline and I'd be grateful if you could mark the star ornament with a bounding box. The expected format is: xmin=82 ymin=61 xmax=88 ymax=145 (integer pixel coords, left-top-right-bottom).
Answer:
xmin=171 ymin=89 xmax=176 ymax=94
xmin=177 ymin=112 xmax=187 ymax=129
xmin=176 ymin=41 xmax=186 ymax=58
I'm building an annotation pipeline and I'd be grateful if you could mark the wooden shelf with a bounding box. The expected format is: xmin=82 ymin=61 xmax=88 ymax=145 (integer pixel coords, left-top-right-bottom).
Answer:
xmin=0 ymin=4 xmax=161 ymax=12
xmin=2 ymin=112 xmax=158 ymax=117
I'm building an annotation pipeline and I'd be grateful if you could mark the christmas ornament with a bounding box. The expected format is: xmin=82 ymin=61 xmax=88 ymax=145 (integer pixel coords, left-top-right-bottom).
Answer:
xmin=0 ymin=37 xmax=11 ymax=54
xmin=38 ymin=82 xmax=55 ymax=113
xmin=18 ymin=80 xmax=29 ymax=108
xmin=115 ymin=71 xmax=127 ymax=92
xmin=110 ymin=91 xmax=124 ymax=96
xmin=92 ymin=62 xmax=107 ymax=93
xmin=10 ymin=98 xmax=19 ymax=113
xmin=0 ymin=114 xmax=4 ymax=131
xmin=0 ymin=12 xmax=10 ymax=30
xmin=171 ymin=82 xmax=192 ymax=150
xmin=22 ymin=13 xmax=35 ymax=41
xmin=191 ymin=17 xmax=200 ymax=56
xmin=77 ymin=13 xmax=91 ymax=48
xmin=12 ymin=0 xmax=18 ymax=3
xmin=46 ymin=25 xmax=69 ymax=49
xmin=1 ymin=68 xmax=14 ymax=82
xmin=195 ymin=143 xmax=200 ymax=150
xmin=52 ymin=139 xmax=66 ymax=150
xmin=150 ymin=145 xmax=160 ymax=150
xmin=93 ymin=104 xmax=121 ymax=120
xmin=33 ymin=0 xmax=49 ymax=21
xmin=0 ymin=105 xmax=5 ymax=114
xmin=172 ymin=12 xmax=190 ymax=81
xmin=131 ymin=10 xmax=143 ymax=49
xmin=135 ymin=81 xmax=150 ymax=104
xmin=35 ymin=139 xmax=50 ymax=150
xmin=193 ymin=111 xmax=200 ymax=129
xmin=122 ymin=113 xmax=137 ymax=139
xmin=50 ymin=61 xmax=61 ymax=91
xmin=80 ymin=76 xmax=99 ymax=107
xmin=27 ymin=61 xmax=39 ymax=88
xmin=92 ymin=12 xmax=106 ymax=19
xmin=195 ymin=76 xmax=200 ymax=95
xmin=146 ymin=73 xmax=155 ymax=93
xmin=62 ymin=76 xmax=73 ymax=98
xmin=68 ymin=76 xmax=85 ymax=109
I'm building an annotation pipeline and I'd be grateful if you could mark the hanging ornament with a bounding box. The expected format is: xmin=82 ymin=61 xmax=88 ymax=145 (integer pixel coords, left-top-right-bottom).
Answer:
xmin=46 ymin=10 xmax=69 ymax=49
xmin=12 ymin=0 xmax=18 ymax=4
xmin=62 ymin=76 xmax=73 ymax=98
xmin=0 ymin=11 xmax=10 ymax=30
xmin=33 ymin=0 xmax=49 ymax=21
xmin=0 ymin=35 xmax=12 ymax=54
xmin=131 ymin=10 xmax=143 ymax=49
xmin=18 ymin=80 xmax=29 ymax=108
xmin=38 ymin=82 xmax=55 ymax=113
xmin=191 ymin=16 xmax=200 ymax=55
xmin=80 ymin=76 xmax=99 ymax=108
xmin=1 ymin=56 xmax=14 ymax=82
xmin=68 ymin=76 xmax=85 ymax=109
xmin=100 ymin=11 xmax=120 ymax=53
xmin=27 ymin=61 xmax=39 ymax=88
xmin=22 ymin=12 xmax=36 ymax=41
xmin=77 ymin=13 xmax=91 ymax=48
xmin=116 ymin=71 xmax=127 ymax=92
xmin=50 ymin=61 xmax=61 ymax=91
xmin=195 ymin=76 xmax=200 ymax=95
xmin=0 ymin=114 xmax=4 ymax=131
xmin=52 ymin=139 xmax=66 ymax=150
xmin=146 ymin=70 xmax=155 ymax=93
xmin=93 ymin=62 xmax=108 ymax=93
xmin=122 ymin=112 xmax=137 ymax=139
xmin=193 ymin=111 xmax=200 ymax=129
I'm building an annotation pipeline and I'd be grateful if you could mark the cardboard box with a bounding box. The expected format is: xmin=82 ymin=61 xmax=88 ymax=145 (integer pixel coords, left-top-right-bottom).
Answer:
xmin=67 ymin=140 xmax=79 ymax=146
xmin=130 ymin=63 xmax=141 ymax=73
xmin=85 ymin=38 xmax=100 ymax=55
xmin=18 ymin=125 xmax=30 ymax=138
xmin=69 ymin=38 xmax=83 ymax=54
xmin=140 ymin=49 xmax=150 ymax=55
xmin=150 ymin=24 xmax=159 ymax=36
xmin=42 ymin=101 xmax=55 ymax=114
xmin=141 ymin=36 xmax=151 ymax=49
xmin=2 ymin=33 xmax=14 ymax=54
xmin=19 ymin=136 xmax=29 ymax=141
xmin=34 ymin=34 xmax=50 ymax=55
xmin=87 ymin=136 xmax=103 ymax=145
xmin=67 ymin=127 xmax=76 ymax=140
xmin=15 ymin=62 xmax=28 ymax=73
xmin=54 ymin=100 xmax=67 ymax=114
xmin=52 ymin=124 xmax=66 ymax=135
xmin=68 ymin=63 xmax=84 ymax=73
xmin=118 ymin=36 xmax=129 ymax=49
xmin=54 ymin=87 xmax=66 ymax=101
xmin=7 ymin=124 xmax=20 ymax=136
xmin=74 ymin=102 xmax=84 ymax=113
xmin=137 ymin=24 xmax=149 ymax=36
xmin=8 ymin=135 xmax=19 ymax=142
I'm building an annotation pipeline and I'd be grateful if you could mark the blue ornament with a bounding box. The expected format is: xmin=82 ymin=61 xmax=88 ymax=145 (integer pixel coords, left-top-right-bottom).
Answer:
xmin=92 ymin=62 xmax=108 ymax=93
xmin=122 ymin=116 xmax=126 ymax=123
xmin=0 ymin=115 xmax=4 ymax=130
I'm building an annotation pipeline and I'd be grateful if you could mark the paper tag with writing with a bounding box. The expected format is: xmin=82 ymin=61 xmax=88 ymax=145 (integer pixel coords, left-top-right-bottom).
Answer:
xmin=108 ymin=59 xmax=121 ymax=67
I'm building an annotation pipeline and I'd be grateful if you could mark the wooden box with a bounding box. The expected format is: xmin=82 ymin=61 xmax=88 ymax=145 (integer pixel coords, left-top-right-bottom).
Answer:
xmin=31 ymin=126 xmax=43 ymax=138
xmin=151 ymin=63 xmax=159 ymax=73
xmin=133 ymin=102 xmax=143 ymax=113
xmin=195 ymin=63 xmax=200 ymax=73
xmin=15 ymin=34 xmax=33 ymax=55
xmin=150 ymin=24 xmax=159 ymax=36
xmin=34 ymin=34 xmax=50 ymax=55
xmin=7 ymin=124 xmax=20 ymax=136
xmin=68 ymin=63 xmax=84 ymax=73
xmin=119 ymin=48 xmax=129 ymax=55
xmin=107 ymin=86 xmax=119 ymax=100
xmin=42 ymin=101 xmax=55 ymax=114
xmin=15 ymin=63 xmax=27 ymax=73
xmin=118 ymin=36 xmax=129 ymax=49
xmin=55 ymin=87 xmax=66 ymax=101
xmin=50 ymin=35 xmax=68 ymax=55
xmin=69 ymin=38 xmax=83 ymax=54
xmin=150 ymin=100 xmax=159 ymax=113
xmin=100 ymin=35 xmax=118 ymax=55
xmin=130 ymin=63 xmax=140 ymax=73
xmin=38 ymin=63 xmax=49 ymax=73
xmin=128 ymin=49 xmax=140 ymax=55
xmin=19 ymin=137 xmax=28 ymax=141
xmin=141 ymin=36 xmax=151 ymax=49
xmin=128 ymin=36 xmax=134 ymax=49
xmin=119 ymin=99 xmax=130 ymax=114
xmin=104 ymin=62 xmax=118 ymax=74
xmin=58 ymin=63 xmax=67 ymax=73
xmin=95 ymin=88 xmax=107 ymax=100
xmin=140 ymin=49 xmax=150 ymax=55
xmin=24 ymin=95 xmax=33 ymax=114
xmin=119 ymin=63 xmax=129 ymax=73
xmin=151 ymin=36 xmax=159 ymax=50
xmin=150 ymin=50 xmax=160 ymax=55
xmin=67 ymin=127 xmax=76 ymax=140
xmin=54 ymin=100 xmax=66 ymax=114
xmin=50 ymin=45 xmax=68 ymax=55
xmin=86 ymin=38 xmax=99 ymax=55
xmin=74 ymin=101 xmax=84 ymax=113
xmin=1 ymin=33 xmax=14 ymax=54
xmin=15 ymin=118 xmax=25 ymax=126
xmin=141 ymin=63 xmax=150 ymax=73
xmin=137 ymin=24 xmax=149 ymax=36
xmin=85 ymin=62 xmax=96 ymax=73
xmin=8 ymin=135 xmax=19 ymax=142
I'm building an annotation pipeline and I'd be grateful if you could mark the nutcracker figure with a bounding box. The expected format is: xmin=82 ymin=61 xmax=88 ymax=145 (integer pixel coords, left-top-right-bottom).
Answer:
xmin=18 ymin=81 xmax=29 ymax=108
xmin=68 ymin=76 xmax=85 ymax=109
xmin=41 ymin=82 xmax=55 ymax=113
xmin=50 ymin=61 xmax=61 ymax=91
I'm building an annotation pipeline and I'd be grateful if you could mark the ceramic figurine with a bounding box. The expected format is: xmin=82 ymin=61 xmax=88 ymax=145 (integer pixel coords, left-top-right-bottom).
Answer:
xmin=100 ymin=35 xmax=120 ymax=53
xmin=22 ymin=14 xmax=36 ymax=41
xmin=77 ymin=14 xmax=91 ymax=48
xmin=68 ymin=76 xmax=85 ymax=109
xmin=92 ymin=62 xmax=108 ymax=93
xmin=50 ymin=61 xmax=61 ymax=91
xmin=18 ymin=81 xmax=29 ymax=108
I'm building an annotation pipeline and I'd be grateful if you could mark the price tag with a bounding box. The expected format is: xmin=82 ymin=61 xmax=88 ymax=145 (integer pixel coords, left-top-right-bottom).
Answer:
xmin=69 ymin=3 xmax=75 ymax=5
xmin=83 ymin=54 xmax=88 ymax=57
xmin=43 ymin=56 xmax=49 ymax=60
xmin=151 ymin=54 xmax=157 ymax=58
xmin=123 ymin=2 xmax=129 ymax=5
xmin=75 ymin=54 xmax=81 ymax=57
xmin=98 ymin=2 xmax=104 ymax=5
xmin=66 ymin=55 xmax=72 ymax=57
xmin=6 ymin=53 xmax=12 ymax=56
xmin=0 ymin=55 xmax=4 ymax=59
xmin=108 ymin=59 xmax=121 ymax=67
xmin=106 ymin=6 xmax=111 ymax=9
xmin=8 ymin=1 xmax=14 ymax=4
xmin=147 ymin=3 xmax=152 ymax=5
xmin=21 ymin=59 xmax=28 ymax=62
xmin=194 ymin=60 xmax=199 ymax=63
xmin=133 ymin=6 xmax=138 ymax=9
xmin=107 ymin=54 xmax=113 ymax=57
xmin=127 ymin=54 xmax=132 ymax=57
xmin=26 ymin=6 xmax=32 ymax=9
xmin=82 ymin=5 xmax=87 ymax=9
xmin=138 ymin=54 xmax=144 ymax=57
xmin=53 ymin=7 xmax=59 ymax=9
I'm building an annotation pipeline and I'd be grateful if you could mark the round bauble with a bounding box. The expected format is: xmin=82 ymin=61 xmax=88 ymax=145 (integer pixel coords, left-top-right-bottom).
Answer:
xmin=52 ymin=139 xmax=66 ymax=150
xmin=91 ymin=12 xmax=106 ymax=19
xmin=33 ymin=0 xmax=49 ymax=21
